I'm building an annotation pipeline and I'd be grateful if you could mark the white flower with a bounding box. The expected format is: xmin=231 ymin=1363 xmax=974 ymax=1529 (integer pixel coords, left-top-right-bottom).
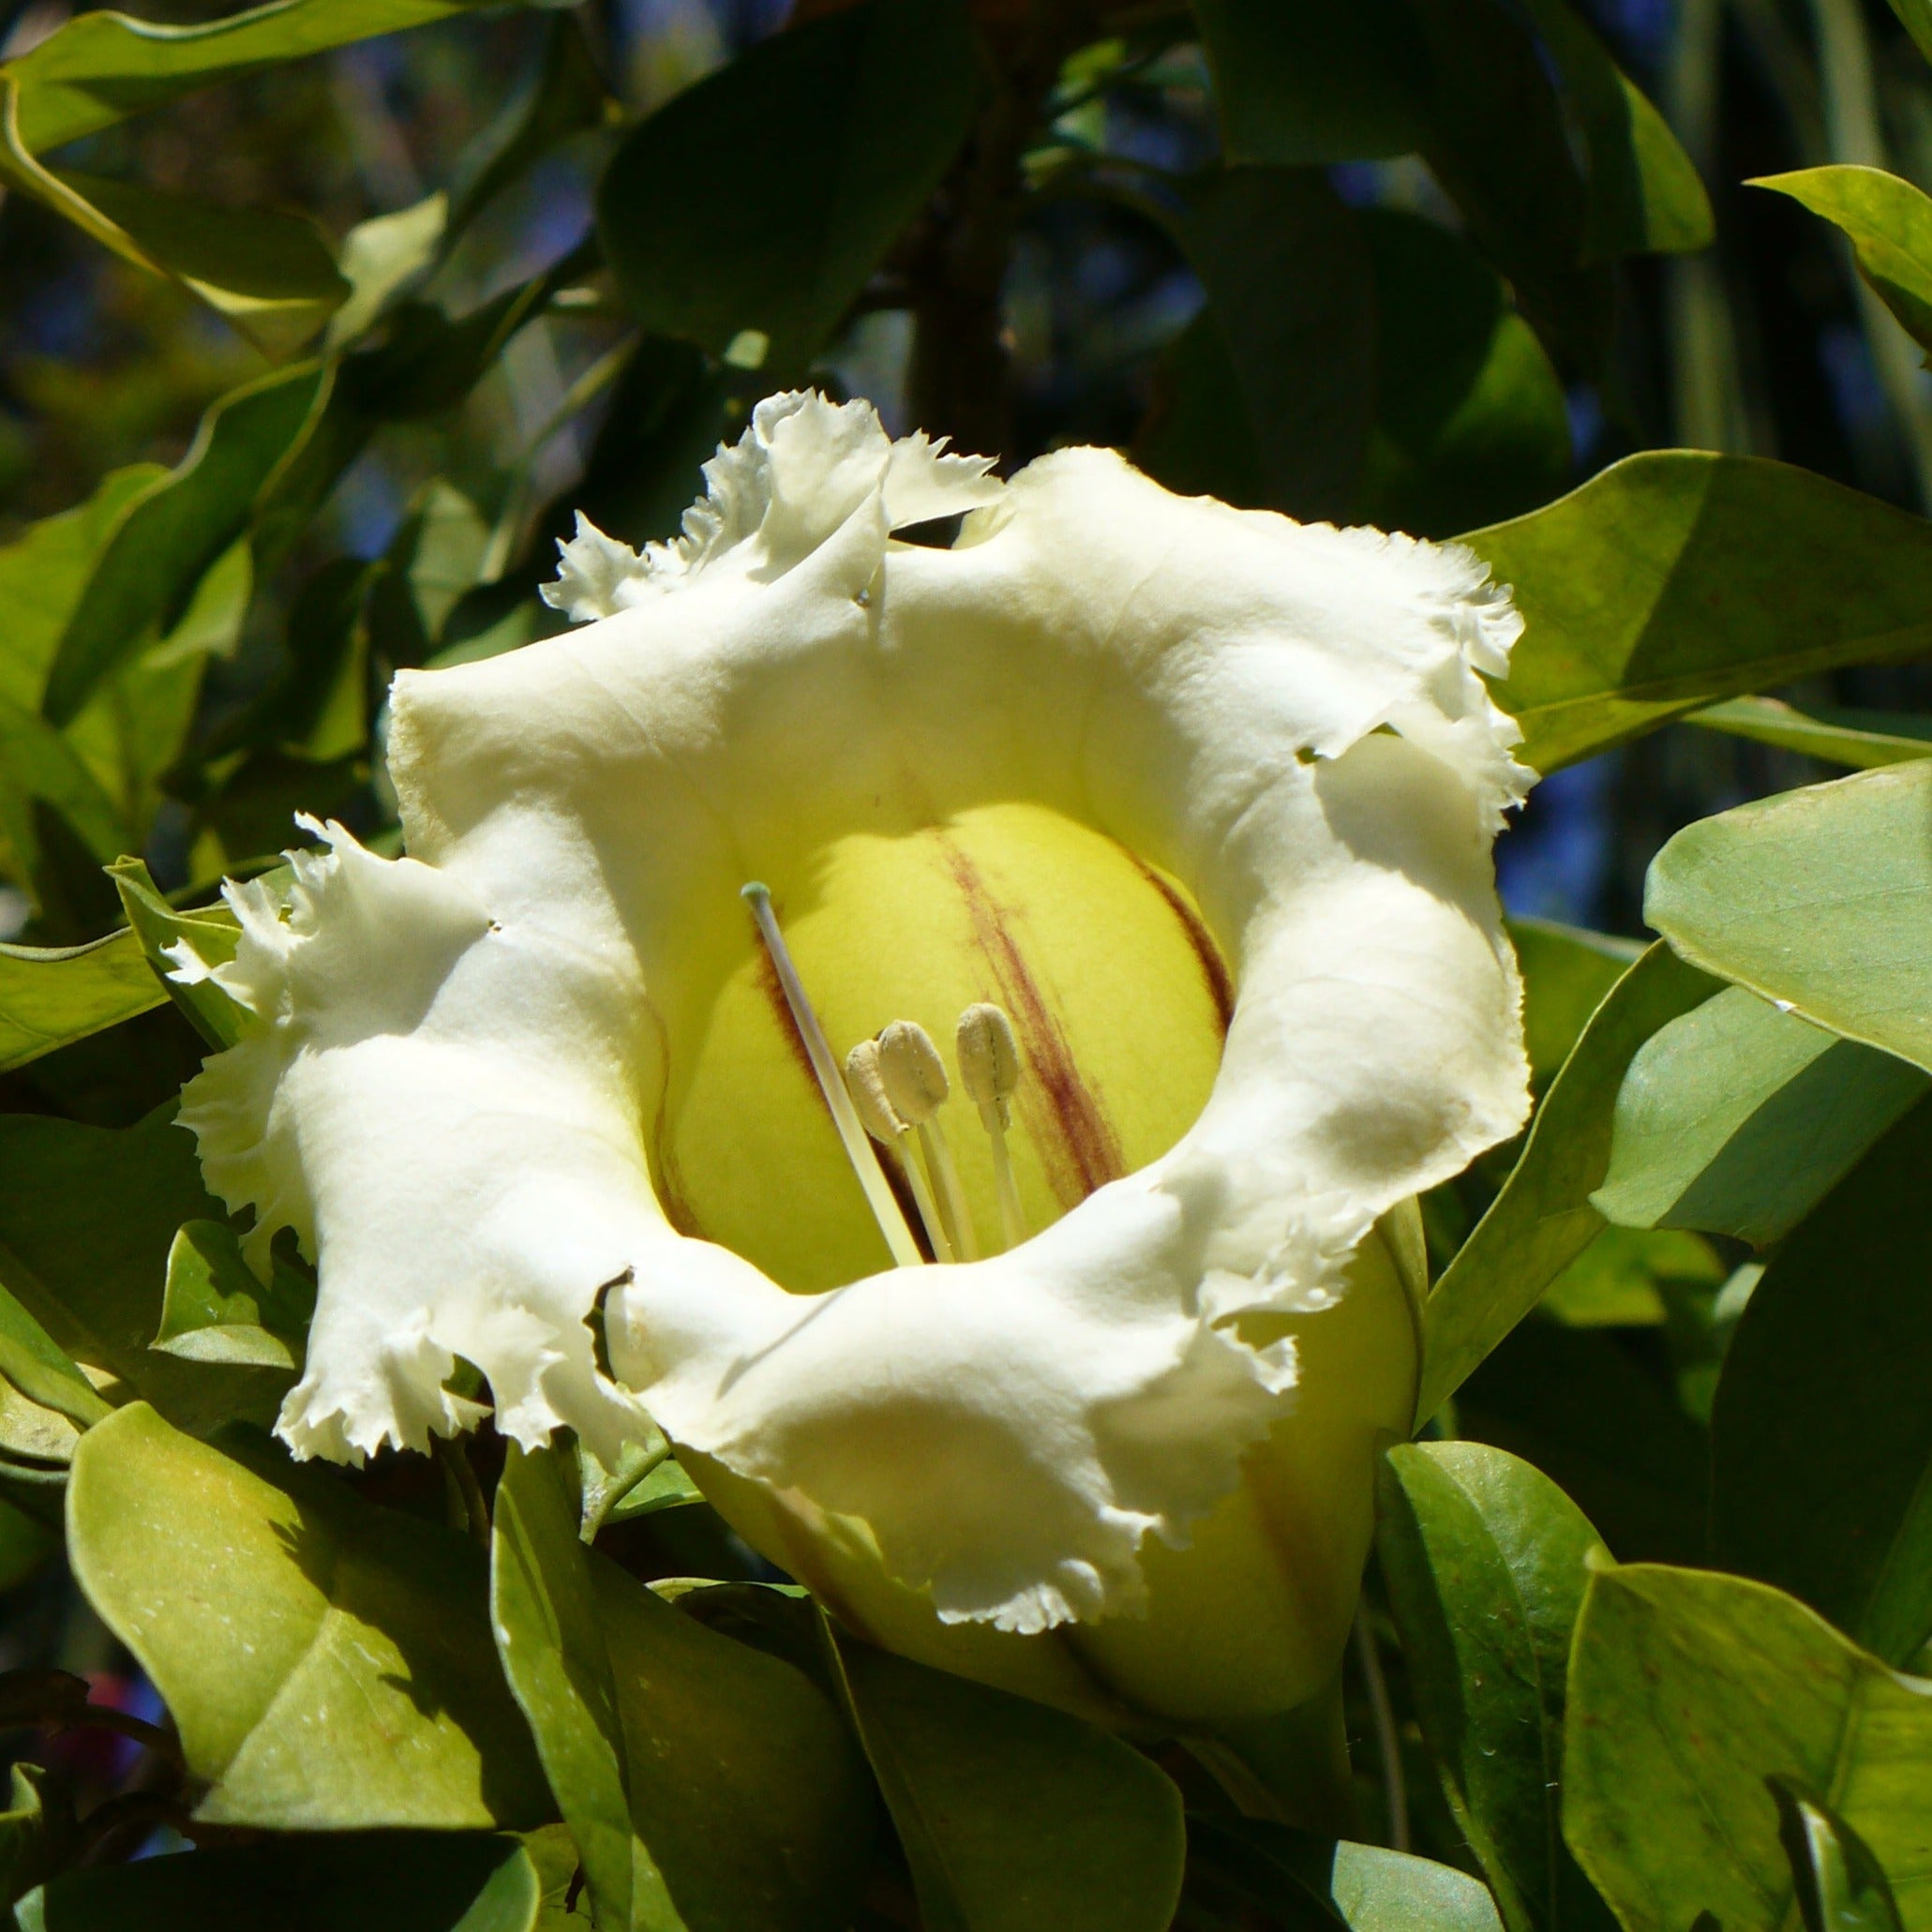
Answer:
xmin=174 ymin=391 xmax=1530 ymax=1694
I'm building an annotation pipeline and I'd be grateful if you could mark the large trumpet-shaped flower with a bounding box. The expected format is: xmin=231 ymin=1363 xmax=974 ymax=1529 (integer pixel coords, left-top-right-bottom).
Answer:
xmin=174 ymin=391 xmax=1531 ymax=1730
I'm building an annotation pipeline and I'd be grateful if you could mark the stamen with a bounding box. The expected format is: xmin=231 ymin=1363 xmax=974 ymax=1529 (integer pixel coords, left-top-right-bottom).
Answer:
xmin=741 ymin=884 xmax=923 ymax=1269
xmin=876 ymin=1021 xmax=979 ymax=1263
xmin=845 ymin=1040 xmax=955 ymax=1264
xmin=957 ymin=1002 xmax=1026 ymax=1251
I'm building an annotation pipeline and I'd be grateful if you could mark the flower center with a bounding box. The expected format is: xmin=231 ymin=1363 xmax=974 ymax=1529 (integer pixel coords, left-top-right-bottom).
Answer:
xmin=652 ymin=801 xmax=1234 ymax=1292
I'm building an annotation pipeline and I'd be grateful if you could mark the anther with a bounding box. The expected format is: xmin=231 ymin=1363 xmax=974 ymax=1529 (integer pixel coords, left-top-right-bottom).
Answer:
xmin=877 ymin=1021 xmax=978 ymax=1262
xmin=956 ymin=1002 xmax=1026 ymax=1251
xmin=843 ymin=1040 xmax=955 ymax=1264
xmin=741 ymin=884 xmax=923 ymax=1269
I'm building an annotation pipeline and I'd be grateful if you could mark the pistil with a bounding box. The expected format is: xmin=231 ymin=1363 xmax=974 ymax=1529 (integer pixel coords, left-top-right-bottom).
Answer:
xmin=741 ymin=883 xmax=924 ymax=1269
xmin=957 ymin=1002 xmax=1026 ymax=1252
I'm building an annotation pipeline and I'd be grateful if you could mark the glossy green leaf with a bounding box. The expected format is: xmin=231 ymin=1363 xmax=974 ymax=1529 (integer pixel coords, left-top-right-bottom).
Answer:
xmin=1355 ymin=207 xmax=1571 ymax=537
xmin=578 ymin=1431 xmax=700 ymax=1539
xmin=826 ymin=1630 xmax=1185 ymax=1932
xmin=1377 ymin=1442 xmax=1614 ymax=1931
xmin=1417 ymin=942 xmax=1718 ymax=1425
xmin=1686 ymin=695 xmax=1932 ymax=768
xmin=1538 ymin=1223 xmax=1723 ymax=1327
xmin=1648 ymin=761 xmax=1932 ymax=1074
xmin=1754 ymin=166 xmax=1932 ymax=352
xmin=489 ymin=1444 xmax=872 ymax=1932
xmin=106 ymin=858 xmax=247 ymax=1052
xmin=1456 ymin=1321 xmax=1711 ymax=1567
xmin=1564 ymin=1565 xmax=1932 ymax=1932
xmin=1510 ymin=917 xmax=1643 ymax=1090
xmin=14 ymin=1832 xmax=540 ymax=1932
xmin=1594 ymin=984 xmax=1927 ymax=1245
xmin=1713 ymin=1097 xmax=1932 ymax=1666
xmin=69 ymin=1402 xmax=550 ymax=1830
xmin=0 ymin=1107 xmax=286 ymax=1434
xmin=1773 ymin=1781 xmax=1909 ymax=1932
xmin=1191 ymin=0 xmax=1427 ymax=163
xmin=1469 ymin=453 xmax=1932 ymax=772
xmin=0 ymin=1372 xmax=82 ymax=1473
xmin=0 ymin=933 xmax=166 ymax=1073
xmin=153 ymin=1220 xmax=312 ymax=1372
xmin=599 ymin=0 xmax=982 ymax=372
xmin=0 ymin=1278 xmax=108 ymax=1437
xmin=42 ymin=364 xmax=322 ymax=728
xmin=1521 ymin=0 xmax=1714 ymax=257
xmin=0 ymin=0 xmax=511 ymax=156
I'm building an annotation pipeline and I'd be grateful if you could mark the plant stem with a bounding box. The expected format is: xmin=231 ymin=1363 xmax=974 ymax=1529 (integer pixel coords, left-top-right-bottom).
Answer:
xmin=1355 ymin=1612 xmax=1410 ymax=1853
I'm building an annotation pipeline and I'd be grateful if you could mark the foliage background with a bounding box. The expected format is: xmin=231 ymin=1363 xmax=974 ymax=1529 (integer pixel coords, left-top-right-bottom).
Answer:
xmin=0 ymin=0 xmax=1929 ymax=1926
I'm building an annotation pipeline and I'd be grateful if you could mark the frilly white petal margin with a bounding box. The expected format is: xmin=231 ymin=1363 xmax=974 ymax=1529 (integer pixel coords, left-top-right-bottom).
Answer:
xmin=176 ymin=389 xmax=1533 ymax=1633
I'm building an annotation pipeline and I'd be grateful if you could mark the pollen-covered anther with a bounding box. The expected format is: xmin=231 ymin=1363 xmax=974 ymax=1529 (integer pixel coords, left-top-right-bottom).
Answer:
xmin=877 ymin=1021 xmax=978 ymax=1263
xmin=956 ymin=1002 xmax=1026 ymax=1252
xmin=844 ymin=1035 xmax=955 ymax=1264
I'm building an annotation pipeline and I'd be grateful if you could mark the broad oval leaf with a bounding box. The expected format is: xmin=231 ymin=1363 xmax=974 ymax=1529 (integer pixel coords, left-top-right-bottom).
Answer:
xmin=598 ymin=0 xmax=982 ymax=374
xmin=68 ymin=1402 xmax=551 ymax=1830
xmin=1416 ymin=941 xmax=1718 ymax=1425
xmin=1713 ymin=1096 xmax=1932 ymax=1667
xmin=490 ymin=1444 xmax=873 ymax=1932
xmin=1645 ymin=760 xmax=1932 ymax=1075
xmin=1594 ymin=984 xmax=1928 ymax=1245
xmin=1564 ymin=1565 xmax=1932 ymax=1932
xmin=827 ymin=1629 xmax=1186 ymax=1932
xmin=1468 ymin=453 xmax=1932 ymax=773
xmin=1375 ymin=1441 xmax=1615 ymax=1930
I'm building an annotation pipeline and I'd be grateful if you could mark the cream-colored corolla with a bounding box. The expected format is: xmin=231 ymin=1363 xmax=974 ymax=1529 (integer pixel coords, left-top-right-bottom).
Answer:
xmin=174 ymin=392 xmax=1531 ymax=1735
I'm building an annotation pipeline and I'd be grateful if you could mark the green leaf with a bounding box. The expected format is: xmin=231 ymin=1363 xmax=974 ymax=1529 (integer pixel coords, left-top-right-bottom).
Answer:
xmin=598 ymin=0 xmax=982 ymax=373
xmin=13 ymin=1832 xmax=541 ymax=1932
xmin=1772 ymin=1780 xmax=1909 ymax=1932
xmin=106 ymin=858 xmax=247 ymax=1052
xmin=1685 ymin=695 xmax=1932 ymax=768
xmin=1889 ymin=0 xmax=1932 ymax=67
xmin=153 ymin=1220 xmax=312 ymax=1372
xmin=1563 ymin=1565 xmax=1932 ymax=1932
xmin=1191 ymin=0 xmax=1427 ymax=164
xmin=578 ymin=1430 xmax=700 ymax=1539
xmin=0 ymin=1279 xmax=109 ymax=1438
xmin=0 ymin=933 xmax=166 ymax=1073
xmin=1468 ymin=452 xmax=1932 ymax=772
xmin=1355 ymin=208 xmax=1571 ymax=538
xmin=1417 ymin=942 xmax=1718 ymax=1425
xmin=0 ymin=1767 xmax=71 ymax=1914
xmin=1376 ymin=1442 xmax=1614 ymax=1931
xmin=1520 ymin=0 xmax=1714 ymax=258
xmin=0 ymin=143 xmax=348 ymax=359
xmin=1712 ymin=1097 xmax=1932 ymax=1666
xmin=0 ymin=700 xmax=128 ymax=913
xmin=1754 ymin=166 xmax=1932 ymax=353
xmin=0 ymin=1106 xmax=286 ymax=1435
xmin=825 ymin=1630 xmax=1185 ymax=1932
xmin=42 ymin=365 xmax=326 ymax=727
xmin=326 ymin=192 xmax=447 ymax=348
xmin=0 ymin=0 xmax=512 ymax=155
xmin=1538 ymin=1223 xmax=1723 ymax=1327
xmin=1326 ymin=1845 xmax=1507 ymax=1932
xmin=69 ymin=1402 xmax=551 ymax=1830
xmin=489 ymin=1444 xmax=873 ymax=1931
xmin=1594 ymin=984 xmax=1927 ymax=1245
xmin=1647 ymin=761 xmax=1932 ymax=1075
xmin=1509 ymin=916 xmax=1644 ymax=1090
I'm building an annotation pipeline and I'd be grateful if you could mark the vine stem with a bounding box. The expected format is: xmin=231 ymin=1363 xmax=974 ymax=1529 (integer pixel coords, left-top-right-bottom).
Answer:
xmin=1355 ymin=1611 xmax=1410 ymax=1854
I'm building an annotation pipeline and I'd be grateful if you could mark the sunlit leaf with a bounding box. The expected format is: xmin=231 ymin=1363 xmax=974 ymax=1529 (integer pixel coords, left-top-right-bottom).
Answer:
xmin=106 ymin=858 xmax=247 ymax=1053
xmin=1713 ymin=1098 xmax=1932 ymax=1667
xmin=69 ymin=1403 xmax=551 ymax=1830
xmin=1417 ymin=942 xmax=1718 ymax=1424
xmin=1754 ymin=166 xmax=1932 ymax=354
xmin=1509 ymin=916 xmax=1643 ymax=1090
xmin=489 ymin=1444 xmax=873 ymax=1931
xmin=1564 ymin=1565 xmax=1932 ymax=1931
xmin=1376 ymin=1442 xmax=1614 ymax=1930
xmin=1594 ymin=984 xmax=1927 ymax=1245
xmin=1646 ymin=761 xmax=1932 ymax=1075
xmin=1469 ymin=453 xmax=1932 ymax=772
xmin=0 ymin=932 xmax=166 ymax=1076
xmin=1685 ymin=695 xmax=1932 ymax=768
xmin=1538 ymin=1222 xmax=1723 ymax=1326
xmin=153 ymin=1220 xmax=312 ymax=1373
